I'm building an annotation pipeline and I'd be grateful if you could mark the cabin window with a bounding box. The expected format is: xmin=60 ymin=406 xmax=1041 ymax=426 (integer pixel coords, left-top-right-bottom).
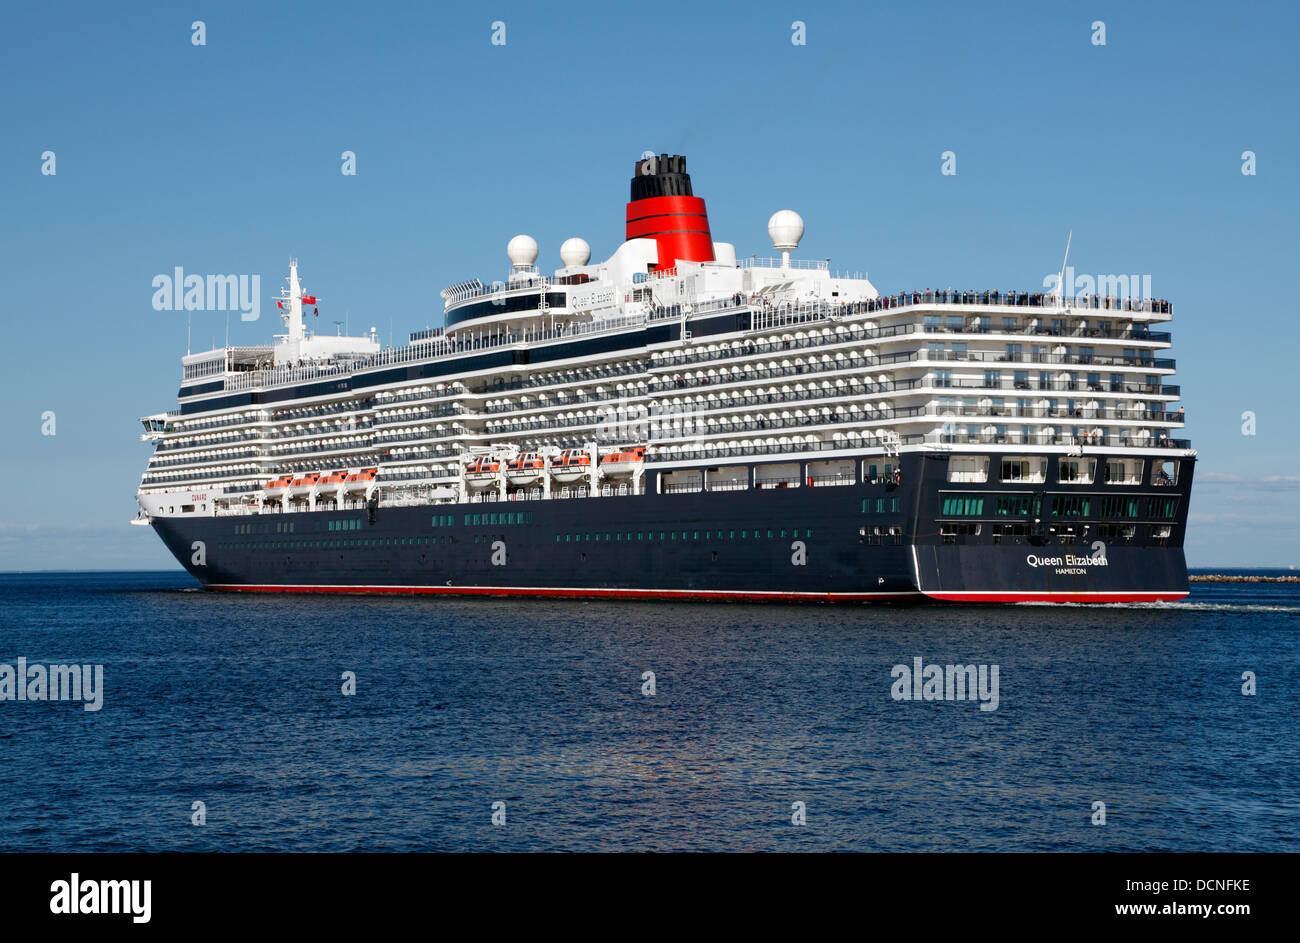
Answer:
xmin=994 ymin=495 xmax=1033 ymax=516
xmin=1099 ymin=496 xmax=1140 ymax=518
xmin=940 ymin=523 xmax=981 ymax=542
xmin=1000 ymin=457 xmax=1046 ymax=482
xmin=1149 ymin=496 xmax=1180 ymax=519
xmin=948 ymin=456 xmax=989 ymax=483
xmin=1057 ymin=459 xmax=1096 ymax=484
xmin=940 ymin=495 xmax=984 ymax=517
xmin=1152 ymin=460 xmax=1179 ymax=486
xmin=1103 ymin=459 xmax=1143 ymax=484
xmin=1051 ymin=496 xmax=1090 ymax=518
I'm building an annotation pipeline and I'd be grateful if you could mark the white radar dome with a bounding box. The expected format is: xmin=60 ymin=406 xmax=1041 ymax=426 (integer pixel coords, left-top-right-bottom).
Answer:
xmin=507 ymin=234 xmax=539 ymax=270
xmin=767 ymin=210 xmax=805 ymax=251
xmin=560 ymin=237 xmax=591 ymax=267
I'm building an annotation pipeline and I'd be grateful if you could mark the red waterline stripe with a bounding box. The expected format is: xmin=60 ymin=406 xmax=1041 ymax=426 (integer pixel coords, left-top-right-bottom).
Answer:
xmin=923 ymin=590 xmax=1189 ymax=603
xmin=208 ymin=583 xmax=922 ymax=602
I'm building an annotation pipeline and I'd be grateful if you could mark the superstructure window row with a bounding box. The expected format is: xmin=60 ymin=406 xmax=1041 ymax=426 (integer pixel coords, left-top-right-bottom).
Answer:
xmin=936 ymin=493 xmax=1181 ymax=520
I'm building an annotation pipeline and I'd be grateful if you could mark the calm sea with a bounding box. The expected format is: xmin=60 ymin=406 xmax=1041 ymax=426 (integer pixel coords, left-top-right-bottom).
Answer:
xmin=0 ymin=570 xmax=1296 ymax=852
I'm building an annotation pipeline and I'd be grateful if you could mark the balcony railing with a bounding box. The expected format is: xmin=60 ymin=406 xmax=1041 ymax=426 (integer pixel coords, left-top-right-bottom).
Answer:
xmin=650 ymin=351 xmax=922 ymax=394
xmin=156 ymin=432 xmax=261 ymax=453
xmin=920 ymin=349 xmax=1174 ymax=369
xmin=372 ymin=405 xmax=463 ymax=426
xmin=171 ymin=413 xmax=266 ymax=433
xmin=926 ymin=377 xmax=1178 ymax=396
xmin=738 ymin=257 xmax=830 ymax=271
xmin=149 ymin=448 xmax=261 ymax=469
xmin=647 ymin=435 xmax=920 ymax=462
xmin=647 ymin=319 xmax=1169 ymax=373
xmin=927 ymin=432 xmax=1191 ymax=449
xmin=926 ymin=405 xmax=1185 ymax=424
xmin=860 ymin=290 xmax=1171 ymax=315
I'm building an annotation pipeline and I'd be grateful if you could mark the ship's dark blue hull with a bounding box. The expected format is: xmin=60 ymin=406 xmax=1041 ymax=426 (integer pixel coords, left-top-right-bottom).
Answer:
xmin=150 ymin=452 xmax=1193 ymax=603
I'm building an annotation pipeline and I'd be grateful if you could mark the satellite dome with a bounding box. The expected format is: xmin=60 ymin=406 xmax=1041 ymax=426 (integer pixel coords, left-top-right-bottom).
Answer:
xmin=560 ymin=237 xmax=591 ymax=267
xmin=507 ymin=234 xmax=539 ymax=270
xmin=767 ymin=210 xmax=804 ymax=252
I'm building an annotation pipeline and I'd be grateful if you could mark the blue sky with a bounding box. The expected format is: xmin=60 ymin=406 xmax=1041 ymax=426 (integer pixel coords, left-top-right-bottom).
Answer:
xmin=1 ymin=0 xmax=1297 ymax=569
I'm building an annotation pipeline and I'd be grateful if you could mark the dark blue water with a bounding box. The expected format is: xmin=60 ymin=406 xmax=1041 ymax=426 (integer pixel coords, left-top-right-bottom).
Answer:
xmin=1 ymin=570 xmax=1296 ymax=851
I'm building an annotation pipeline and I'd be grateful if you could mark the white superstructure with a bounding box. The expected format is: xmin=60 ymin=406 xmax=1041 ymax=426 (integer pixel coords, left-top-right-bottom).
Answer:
xmin=137 ymin=155 xmax=1188 ymax=524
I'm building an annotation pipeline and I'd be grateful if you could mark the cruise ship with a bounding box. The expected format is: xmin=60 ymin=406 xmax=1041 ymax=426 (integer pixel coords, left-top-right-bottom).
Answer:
xmin=135 ymin=152 xmax=1194 ymax=602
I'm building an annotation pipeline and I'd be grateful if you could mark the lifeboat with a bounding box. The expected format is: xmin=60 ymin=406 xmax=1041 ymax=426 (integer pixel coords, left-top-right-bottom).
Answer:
xmin=317 ymin=470 xmax=347 ymax=502
xmin=264 ymin=474 xmax=293 ymax=493
xmin=599 ymin=446 xmax=646 ymax=478
xmin=551 ymin=448 xmax=591 ymax=483
xmin=506 ymin=452 xmax=545 ymax=485
xmin=343 ymin=468 xmax=378 ymax=494
xmin=464 ymin=456 xmax=500 ymax=489
xmin=289 ymin=472 xmax=321 ymax=497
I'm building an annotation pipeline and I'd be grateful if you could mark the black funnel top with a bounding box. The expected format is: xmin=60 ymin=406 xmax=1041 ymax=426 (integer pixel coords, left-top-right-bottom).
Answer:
xmin=630 ymin=153 xmax=694 ymax=201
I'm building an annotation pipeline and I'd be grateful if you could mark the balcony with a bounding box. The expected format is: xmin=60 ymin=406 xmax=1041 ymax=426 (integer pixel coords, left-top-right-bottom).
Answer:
xmin=920 ymin=349 xmax=1174 ymax=370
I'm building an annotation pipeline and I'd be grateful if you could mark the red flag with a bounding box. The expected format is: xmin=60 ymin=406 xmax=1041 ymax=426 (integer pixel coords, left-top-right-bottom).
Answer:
xmin=301 ymin=294 xmax=317 ymax=305
xmin=313 ymin=306 xmax=319 ymax=317
xmin=276 ymin=301 xmax=284 ymax=309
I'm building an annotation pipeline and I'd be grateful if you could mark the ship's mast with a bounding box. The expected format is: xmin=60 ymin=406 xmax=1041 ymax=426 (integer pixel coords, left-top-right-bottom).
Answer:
xmin=278 ymin=258 xmax=307 ymax=362
xmin=1055 ymin=230 xmax=1072 ymax=311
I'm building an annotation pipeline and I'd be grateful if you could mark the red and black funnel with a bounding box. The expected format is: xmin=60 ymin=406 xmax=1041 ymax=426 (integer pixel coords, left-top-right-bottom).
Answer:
xmin=625 ymin=153 xmax=714 ymax=271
